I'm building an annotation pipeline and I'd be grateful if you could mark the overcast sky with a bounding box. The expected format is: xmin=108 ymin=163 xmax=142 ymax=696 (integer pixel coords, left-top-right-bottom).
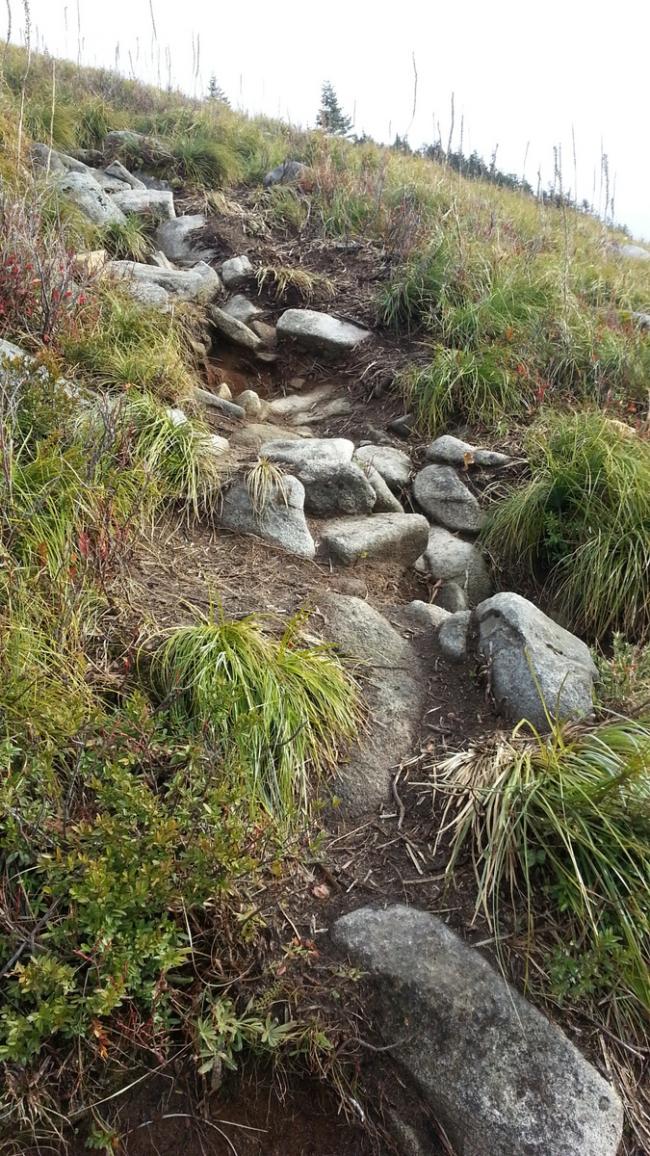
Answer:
xmin=15 ymin=0 xmax=650 ymax=238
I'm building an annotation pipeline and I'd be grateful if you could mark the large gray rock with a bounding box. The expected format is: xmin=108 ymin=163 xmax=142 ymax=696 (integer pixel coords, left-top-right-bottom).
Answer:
xmin=32 ymin=143 xmax=88 ymax=173
xmin=413 ymin=464 xmax=483 ymax=532
xmin=319 ymin=596 xmax=425 ymax=814
xmin=56 ymin=171 xmax=127 ymax=226
xmin=263 ymin=160 xmax=307 ymax=187
xmin=220 ymin=254 xmax=254 ymax=289
xmin=261 ymin=436 xmax=354 ymax=470
xmin=426 ymin=434 xmax=511 ymax=469
xmin=260 ymin=437 xmax=371 ymax=515
xmin=332 ymin=905 xmax=623 ymax=1156
xmin=90 ymin=168 xmax=132 ymax=193
xmin=398 ymin=600 xmax=451 ymax=631
xmin=0 ymin=337 xmax=30 ymax=362
xmin=277 ymin=309 xmax=372 ymax=357
xmin=210 ymin=306 xmax=263 ymax=351
xmin=631 ymin=311 xmax=650 ymax=330
xmin=107 ymin=260 xmax=221 ymax=304
xmin=154 ymin=214 xmax=216 ymax=267
xmin=104 ymin=160 xmax=146 ymax=190
xmin=321 ymin=513 xmax=429 ymax=567
xmin=125 ymin=281 xmax=172 ymax=310
xmin=613 ymin=242 xmax=650 ymax=261
xmin=104 ymin=130 xmax=167 ymax=160
xmin=111 ymin=188 xmax=176 ymax=220
xmin=222 ymin=294 xmax=263 ymax=325
xmin=474 ymin=593 xmax=598 ymax=730
xmin=415 ymin=526 xmax=492 ymax=605
xmin=298 ymin=461 xmax=376 ymax=517
xmin=218 ymin=474 xmax=315 ymax=558
xmin=353 ymin=444 xmax=412 ymax=490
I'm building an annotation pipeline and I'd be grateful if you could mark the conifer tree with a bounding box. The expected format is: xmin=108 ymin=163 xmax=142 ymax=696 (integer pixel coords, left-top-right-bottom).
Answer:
xmin=316 ymin=82 xmax=352 ymax=136
xmin=207 ymin=75 xmax=230 ymax=106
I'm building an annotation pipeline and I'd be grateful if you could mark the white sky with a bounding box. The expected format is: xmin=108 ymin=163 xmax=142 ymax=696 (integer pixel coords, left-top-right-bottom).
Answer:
xmin=14 ymin=0 xmax=650 ymax=238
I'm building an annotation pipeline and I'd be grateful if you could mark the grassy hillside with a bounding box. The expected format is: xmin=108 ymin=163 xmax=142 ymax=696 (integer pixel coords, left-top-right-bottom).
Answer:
xmin=0 ymin=43 xmax=649 ymax=1154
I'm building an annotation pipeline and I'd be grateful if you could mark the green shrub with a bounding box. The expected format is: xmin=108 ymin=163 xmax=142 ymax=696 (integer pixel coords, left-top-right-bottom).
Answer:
xmin=171 ymin=134 xmax=243 ymax=187
xmin=148 ymin=612 xmax=359 ymax=817
xmin=484 ymin=410 xmax=650 ymax=639
xmin=432 ymin=715 xmax=650 ymax=1032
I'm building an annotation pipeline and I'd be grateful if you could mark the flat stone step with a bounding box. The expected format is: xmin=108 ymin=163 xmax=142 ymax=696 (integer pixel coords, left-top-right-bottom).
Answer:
xmin=276 ymin=309 xmax=371 ymax=356
xmin=320 ymin=513 xmax=429 ymax=566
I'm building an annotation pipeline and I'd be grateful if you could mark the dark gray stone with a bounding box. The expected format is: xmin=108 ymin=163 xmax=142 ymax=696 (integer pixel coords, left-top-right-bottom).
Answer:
xmin=321 ymin=514 xmax=430 ymax=566
xmin=413 ymin=464 xmax=483 ymax=532
xmin=474 ymin=593 xmax=598 ymax=730
xmin=263 ymin=160 xmax=307 ymax=187
xmin=438 ymin=611 xmax=471 ymax=661
xmin=218 ymin=474 xmax=315 ymax=558
xmin=332 ymin=905 xmax=623 ymax=1156
xmin=155 ymin=214 xmax=216 ymax=267
xmin=415 ymin=526 xmax=492 ymax=605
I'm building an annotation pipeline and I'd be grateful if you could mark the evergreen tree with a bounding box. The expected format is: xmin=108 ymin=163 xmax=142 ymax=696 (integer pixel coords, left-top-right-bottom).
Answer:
xmin=316 ymin=82 xmax=352 ymax=136
xmin=207 ymin=75 xmax=230 ymax=106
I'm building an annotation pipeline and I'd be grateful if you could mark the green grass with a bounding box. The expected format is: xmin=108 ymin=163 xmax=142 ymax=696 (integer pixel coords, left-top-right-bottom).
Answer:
xmin=484 ymin=410 xmax=650 ymax=640
xmin=109 ymin=390 xmax=226 ymax=516
xmin=432 ymin=716 xmax=650 ymax=1035
xmin=60 ymin=286 xmax=197 ymax=402
xmin=400 ymin=344 xmax=526 ymax=433
xmin=100 ymin=215 xmax=151 ymax=262
xmin=147 ymin=611 xmax=360 ymax=817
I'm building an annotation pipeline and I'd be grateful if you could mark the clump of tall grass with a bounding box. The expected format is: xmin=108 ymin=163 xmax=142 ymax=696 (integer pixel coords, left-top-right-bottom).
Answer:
xmin=60 ymin=286 xmax=196 ymax=402
xmin=100 ymin=215 xmax=151 ymax=262
xmin=111 ymin=391 xmax=225 ymax=516
xmin=170 ymin=134 xmax=243 ymax=187
xmin=377 ymin=237 xmax=450 ymax=332
xmin=148 ymin=611 xmax=359 ymax=817
xmin=257 ymin=264 xmax=335 ymax=304
xmin=431 ymin=716 xmax=650 ymax=1035
xmin=400 ymin=344 xmax=525 ymax=433
xmin=484 ymin=410 xmax=650 ymax=640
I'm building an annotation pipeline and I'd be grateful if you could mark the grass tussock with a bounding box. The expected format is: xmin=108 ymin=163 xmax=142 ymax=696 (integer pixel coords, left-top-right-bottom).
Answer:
xmin=484 ymin=410 xmax=650 ymax=640
xmin=148 ymin=611 xmax=360 ymax=817
xmin=431 ymin=716 xmax=650 ymax=1037
xmin=60 ymin=286 xmax=197 ymax=402
xmin=257 ymin=264 xmax=336 ymax=304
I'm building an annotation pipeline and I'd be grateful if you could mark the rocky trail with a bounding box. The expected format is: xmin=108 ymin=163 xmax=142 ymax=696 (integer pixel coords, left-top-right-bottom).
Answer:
xmin=38 ymin=138 xmax=625 ymax=1156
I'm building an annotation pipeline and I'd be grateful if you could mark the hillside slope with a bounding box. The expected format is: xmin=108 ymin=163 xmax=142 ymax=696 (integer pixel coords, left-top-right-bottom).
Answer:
xmin=0 ymin=47 xmax=649 ymax=1156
